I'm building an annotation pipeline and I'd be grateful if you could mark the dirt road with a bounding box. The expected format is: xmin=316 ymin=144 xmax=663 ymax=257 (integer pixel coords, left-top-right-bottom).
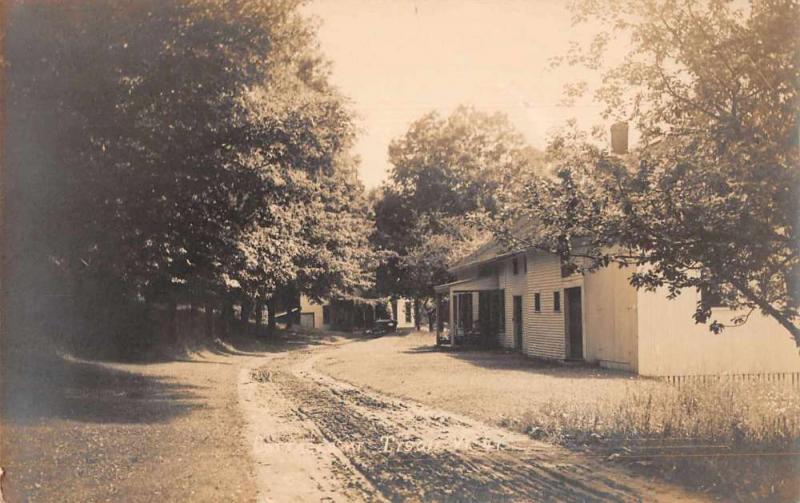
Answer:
xmin=1 ymin=347 xmax=259 ymax=502
xmin=3 ymin=332 xmax=705 ymax=501
xmin=240 ymin=342 xmax=704 ymax=502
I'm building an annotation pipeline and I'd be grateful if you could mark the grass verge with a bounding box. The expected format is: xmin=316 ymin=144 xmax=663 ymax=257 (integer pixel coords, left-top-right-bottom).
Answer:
xmin=501 ymin=379 xmax=800 ymax=501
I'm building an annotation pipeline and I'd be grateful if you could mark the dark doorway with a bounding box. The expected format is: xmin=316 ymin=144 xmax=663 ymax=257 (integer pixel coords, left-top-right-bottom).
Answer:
xmin=479 ymin=291 xmax=492 ymax=341
xmin=454 ymin=293 xmax=473 ymax=332
xmin=478 ymin=290 xmax=504 ymax=348
xmin=512 ymin=295 xmax=523 ymax=351
xmin=565 ymin=287 xmax=583 ymax=360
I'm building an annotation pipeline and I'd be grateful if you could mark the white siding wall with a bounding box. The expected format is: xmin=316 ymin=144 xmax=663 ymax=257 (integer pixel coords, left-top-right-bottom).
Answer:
xmin=524 ymin=253 xmax=567 ymax=359
xmin=637 ymin=286 xmax=800 ymax=376
xmin=498 ymin=256 xmax=526 ymax=349
xmin=583 ymin=264 xmax=638 ymax=371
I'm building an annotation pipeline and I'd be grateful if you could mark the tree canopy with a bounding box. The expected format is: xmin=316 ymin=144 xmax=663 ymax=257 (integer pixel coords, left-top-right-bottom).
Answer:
xmin=374 ymin=106 xmax=542 ymax=303
xmin=502 ymin=0 xmax=800 ymax=344
xmin=5 ymin=0 xmax=374 ymax=349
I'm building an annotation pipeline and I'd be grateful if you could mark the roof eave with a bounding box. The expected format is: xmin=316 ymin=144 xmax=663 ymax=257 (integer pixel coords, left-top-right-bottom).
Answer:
xmin=434 ymin=277 xmax=479 ymax=293
xmin=447 ymin=248 xmax=525 ymax=274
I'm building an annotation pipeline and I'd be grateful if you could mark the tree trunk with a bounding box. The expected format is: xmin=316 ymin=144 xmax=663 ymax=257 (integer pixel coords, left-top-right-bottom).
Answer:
xmin=285 ymin=298 xmax=293 ymax=328
xmin=241 ymin=298 xmax=252 ymax=326
xmin=168 ymin=298 xmax=178 ymax=344
xmin=267 ymin=297 xmax=277 ymax=336
xmin=205 ymin=299 xmax=214 ymax=339
xmin=255 ymin=298 xmax=263 ymax=334
xmin=413 ymin=298 xmax=421 ymax=331
xmin=221 ymin=300 xmax=233 ymax=336
xmin=730 ymin=278 xmax=800 ymax=347
xmin=189 ymin=301 xmax=197 ymax=336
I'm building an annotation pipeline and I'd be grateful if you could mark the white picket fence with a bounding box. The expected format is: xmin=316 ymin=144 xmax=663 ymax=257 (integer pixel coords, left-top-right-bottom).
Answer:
xmin=661 ymin=372 xmax=800 ymax=388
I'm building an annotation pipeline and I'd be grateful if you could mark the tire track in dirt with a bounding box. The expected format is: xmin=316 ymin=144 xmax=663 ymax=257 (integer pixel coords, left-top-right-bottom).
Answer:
xmin=241 ymin=344 xmax=705 ymax=502
xmin=276 ymin=352 xmax=704 ymax=502
xmin=239 ymin=353 xmax=384 ymax=502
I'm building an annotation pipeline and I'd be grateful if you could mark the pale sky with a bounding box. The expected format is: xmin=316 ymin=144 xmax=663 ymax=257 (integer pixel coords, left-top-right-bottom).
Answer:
xmin=303 ymin=0 xmax=608 ymax=188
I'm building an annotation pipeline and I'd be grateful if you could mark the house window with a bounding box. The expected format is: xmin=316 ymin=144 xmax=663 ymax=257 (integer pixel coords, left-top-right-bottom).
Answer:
xmin=455 ymin=293 xmax=473 ymax=331
xmin=534 ymin=293 xmax=541 ymax=312
xmin=322 ymin=305 xmax=331 ymax=324
xmin=404 ymin=302 xmax=412 ymax=323
xmin=512 ymin=258 xmax=518 ymax=275
xmin=553 ymin=291 xmax=561 ymax=312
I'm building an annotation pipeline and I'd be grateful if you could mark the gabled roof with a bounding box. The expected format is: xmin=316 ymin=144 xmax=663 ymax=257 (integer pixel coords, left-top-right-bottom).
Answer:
xmin=448 ymin=216 xmax=540 ymax=273
xmin=448 ymin=239 xmax=510 ymax=272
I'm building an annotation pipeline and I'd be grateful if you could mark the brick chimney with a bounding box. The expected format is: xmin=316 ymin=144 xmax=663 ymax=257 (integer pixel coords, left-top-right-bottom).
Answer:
xmin=610 ymin=122 xmax=628 ymax=154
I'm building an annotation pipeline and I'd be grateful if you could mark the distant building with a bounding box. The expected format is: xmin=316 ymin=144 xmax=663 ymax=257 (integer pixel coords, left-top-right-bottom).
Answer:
xmin=298 ymin=296 xmax=334 ymax=330
xmin=298 ymin=295 xmax=416 ymax=331
xmin=392 ymin=298 xmax=417 ymax=329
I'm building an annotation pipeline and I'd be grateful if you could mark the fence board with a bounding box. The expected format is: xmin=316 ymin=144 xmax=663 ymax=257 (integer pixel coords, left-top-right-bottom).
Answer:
xmin=661 ymin=372 xmax=800 ymax=388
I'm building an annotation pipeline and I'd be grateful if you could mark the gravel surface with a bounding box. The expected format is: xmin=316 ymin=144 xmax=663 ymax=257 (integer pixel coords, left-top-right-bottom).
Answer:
xmin=1 ymin=347 xmax=259 ymax=502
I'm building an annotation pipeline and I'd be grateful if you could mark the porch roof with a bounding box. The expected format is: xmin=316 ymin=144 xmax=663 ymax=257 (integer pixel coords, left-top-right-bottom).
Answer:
xmin=434 ymin=274 xmax=499 ymax=294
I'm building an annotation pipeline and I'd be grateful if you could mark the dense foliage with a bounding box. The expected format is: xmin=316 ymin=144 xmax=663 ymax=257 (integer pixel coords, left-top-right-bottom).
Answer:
xmin=374 ymin=106 xmax=542 ymax=314
xmin=5 ymin=0 xmax=374 ymax=350
xmin=502 ymin=0 xmax=800 ymax=343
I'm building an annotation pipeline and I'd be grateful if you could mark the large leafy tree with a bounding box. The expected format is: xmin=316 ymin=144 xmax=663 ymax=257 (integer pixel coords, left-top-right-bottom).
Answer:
xmin=295 ymin=157 xmax=376 ymax=302
xmin=5 ymin=0 xmax=370 ymax=347
xmin=503 ymin=0 xmax=800 ymax=344
xmin=374 ymin=106 xmax=541 ymax=318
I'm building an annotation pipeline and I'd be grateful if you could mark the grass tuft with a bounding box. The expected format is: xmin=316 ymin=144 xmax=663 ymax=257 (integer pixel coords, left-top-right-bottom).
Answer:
xmin=501 ymin=379 xmax=800 ymax=501
xmin=509 ymin=380 xmax=800 ymax=447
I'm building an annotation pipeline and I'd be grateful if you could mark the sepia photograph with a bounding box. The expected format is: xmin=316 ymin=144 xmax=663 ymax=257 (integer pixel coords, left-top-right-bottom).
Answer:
xmin=1 ymin=0 xmax=798 ymax=501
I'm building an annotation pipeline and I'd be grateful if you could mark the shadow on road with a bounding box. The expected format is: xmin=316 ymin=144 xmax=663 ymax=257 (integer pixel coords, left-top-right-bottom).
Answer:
xmin=1 ymin=354 xmax=204 ymax=425
xmin=0 ymin=325 xmax=362 ymax=426
xmin=403 ymin=342 xmax=635 ymax=381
